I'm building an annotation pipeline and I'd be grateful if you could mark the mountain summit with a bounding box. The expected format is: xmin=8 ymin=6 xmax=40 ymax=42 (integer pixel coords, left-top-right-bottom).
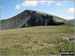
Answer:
xmin=0 ymin=10 xmax=72 ymax=30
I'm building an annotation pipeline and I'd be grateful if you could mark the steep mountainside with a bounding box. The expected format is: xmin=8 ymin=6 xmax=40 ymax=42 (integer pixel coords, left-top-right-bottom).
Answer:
xmin=0 ymin=10 xmax=73 ymax=30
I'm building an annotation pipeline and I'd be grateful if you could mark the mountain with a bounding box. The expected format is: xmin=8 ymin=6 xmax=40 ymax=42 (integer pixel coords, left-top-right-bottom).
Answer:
xmin=69 ymin=19 xmax=75 ymax=23
xmin=0 ymin=10 xmax=73 ymax=30
xmin=1 ymin=10 xmax=74 ymax=55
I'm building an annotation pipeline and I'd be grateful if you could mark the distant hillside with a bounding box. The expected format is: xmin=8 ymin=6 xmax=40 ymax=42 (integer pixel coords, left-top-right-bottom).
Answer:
xmin=0 ymin=10 xmax=74 ymax=30
xmin=69 ymin=19 xmax=75 ymax=23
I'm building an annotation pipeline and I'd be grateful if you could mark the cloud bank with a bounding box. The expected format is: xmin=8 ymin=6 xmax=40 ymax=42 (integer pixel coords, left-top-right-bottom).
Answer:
xmin=15 ymin=0 xmax=54 ymax=10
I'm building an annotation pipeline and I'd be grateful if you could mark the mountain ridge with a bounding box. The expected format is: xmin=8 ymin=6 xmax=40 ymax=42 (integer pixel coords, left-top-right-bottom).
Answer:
xmin=69 ymin=19 xmax=75 ymax=23
xmin=0 ymin=10 xmax=73 ymax=30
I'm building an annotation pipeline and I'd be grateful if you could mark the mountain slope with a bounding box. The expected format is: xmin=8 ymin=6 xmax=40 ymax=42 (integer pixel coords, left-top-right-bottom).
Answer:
xmin=0 ymin=10 xmax=74 ymax=30
xmin=1 ymin=26 xmax=74 ymax=55
xmin=0 ymin=10 xmax=74 ymax=55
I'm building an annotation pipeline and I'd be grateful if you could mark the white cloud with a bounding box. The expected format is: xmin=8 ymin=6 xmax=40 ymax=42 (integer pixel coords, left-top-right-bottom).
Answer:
xmin=56 ymin=3 xmax=62 ymax=6
xmin=67 ymin=8 xmax=74 ymax=14
xmin=39 ymin=0 xmax=48 ymax=5
xmin=39 ymin=0 xmax=54 ymax=6
xmin=15 ymin=0 xmax=54 ymax=9
xmin=48 ymin=0 xmax=54 ymax=6
xmin=22 ymin=0 xmax=38 ymax=7
xmin=63 ymin=16 xmax=74 ymax=20
xmin=16 ymin=4 xmax=21 ymax=10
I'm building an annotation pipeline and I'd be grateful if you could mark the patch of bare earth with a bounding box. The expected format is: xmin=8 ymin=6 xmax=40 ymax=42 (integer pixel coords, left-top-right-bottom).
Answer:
xmin=31 ymin=43 xmax=55 ymax=51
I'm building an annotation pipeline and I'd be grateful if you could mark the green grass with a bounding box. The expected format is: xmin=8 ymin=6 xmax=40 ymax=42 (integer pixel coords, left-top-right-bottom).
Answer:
xmin=1 ymin=24 xmax=75 ymax=56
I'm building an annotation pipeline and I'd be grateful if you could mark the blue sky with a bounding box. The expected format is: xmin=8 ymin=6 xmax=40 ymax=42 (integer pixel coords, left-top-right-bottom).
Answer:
xmin=1 ymin=0 xmax=74 ymax=20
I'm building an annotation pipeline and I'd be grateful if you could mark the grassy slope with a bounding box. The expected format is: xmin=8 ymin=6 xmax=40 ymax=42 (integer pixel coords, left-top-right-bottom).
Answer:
xmin=0 ymin=11 xmax=74 ymax=55
xmin=1 ymin=23 xmax=74 ymax=56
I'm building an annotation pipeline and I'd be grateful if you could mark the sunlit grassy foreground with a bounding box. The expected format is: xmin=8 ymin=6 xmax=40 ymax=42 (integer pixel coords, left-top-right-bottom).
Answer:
xmin=1 ymin=25 xmax=75 ymax=56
